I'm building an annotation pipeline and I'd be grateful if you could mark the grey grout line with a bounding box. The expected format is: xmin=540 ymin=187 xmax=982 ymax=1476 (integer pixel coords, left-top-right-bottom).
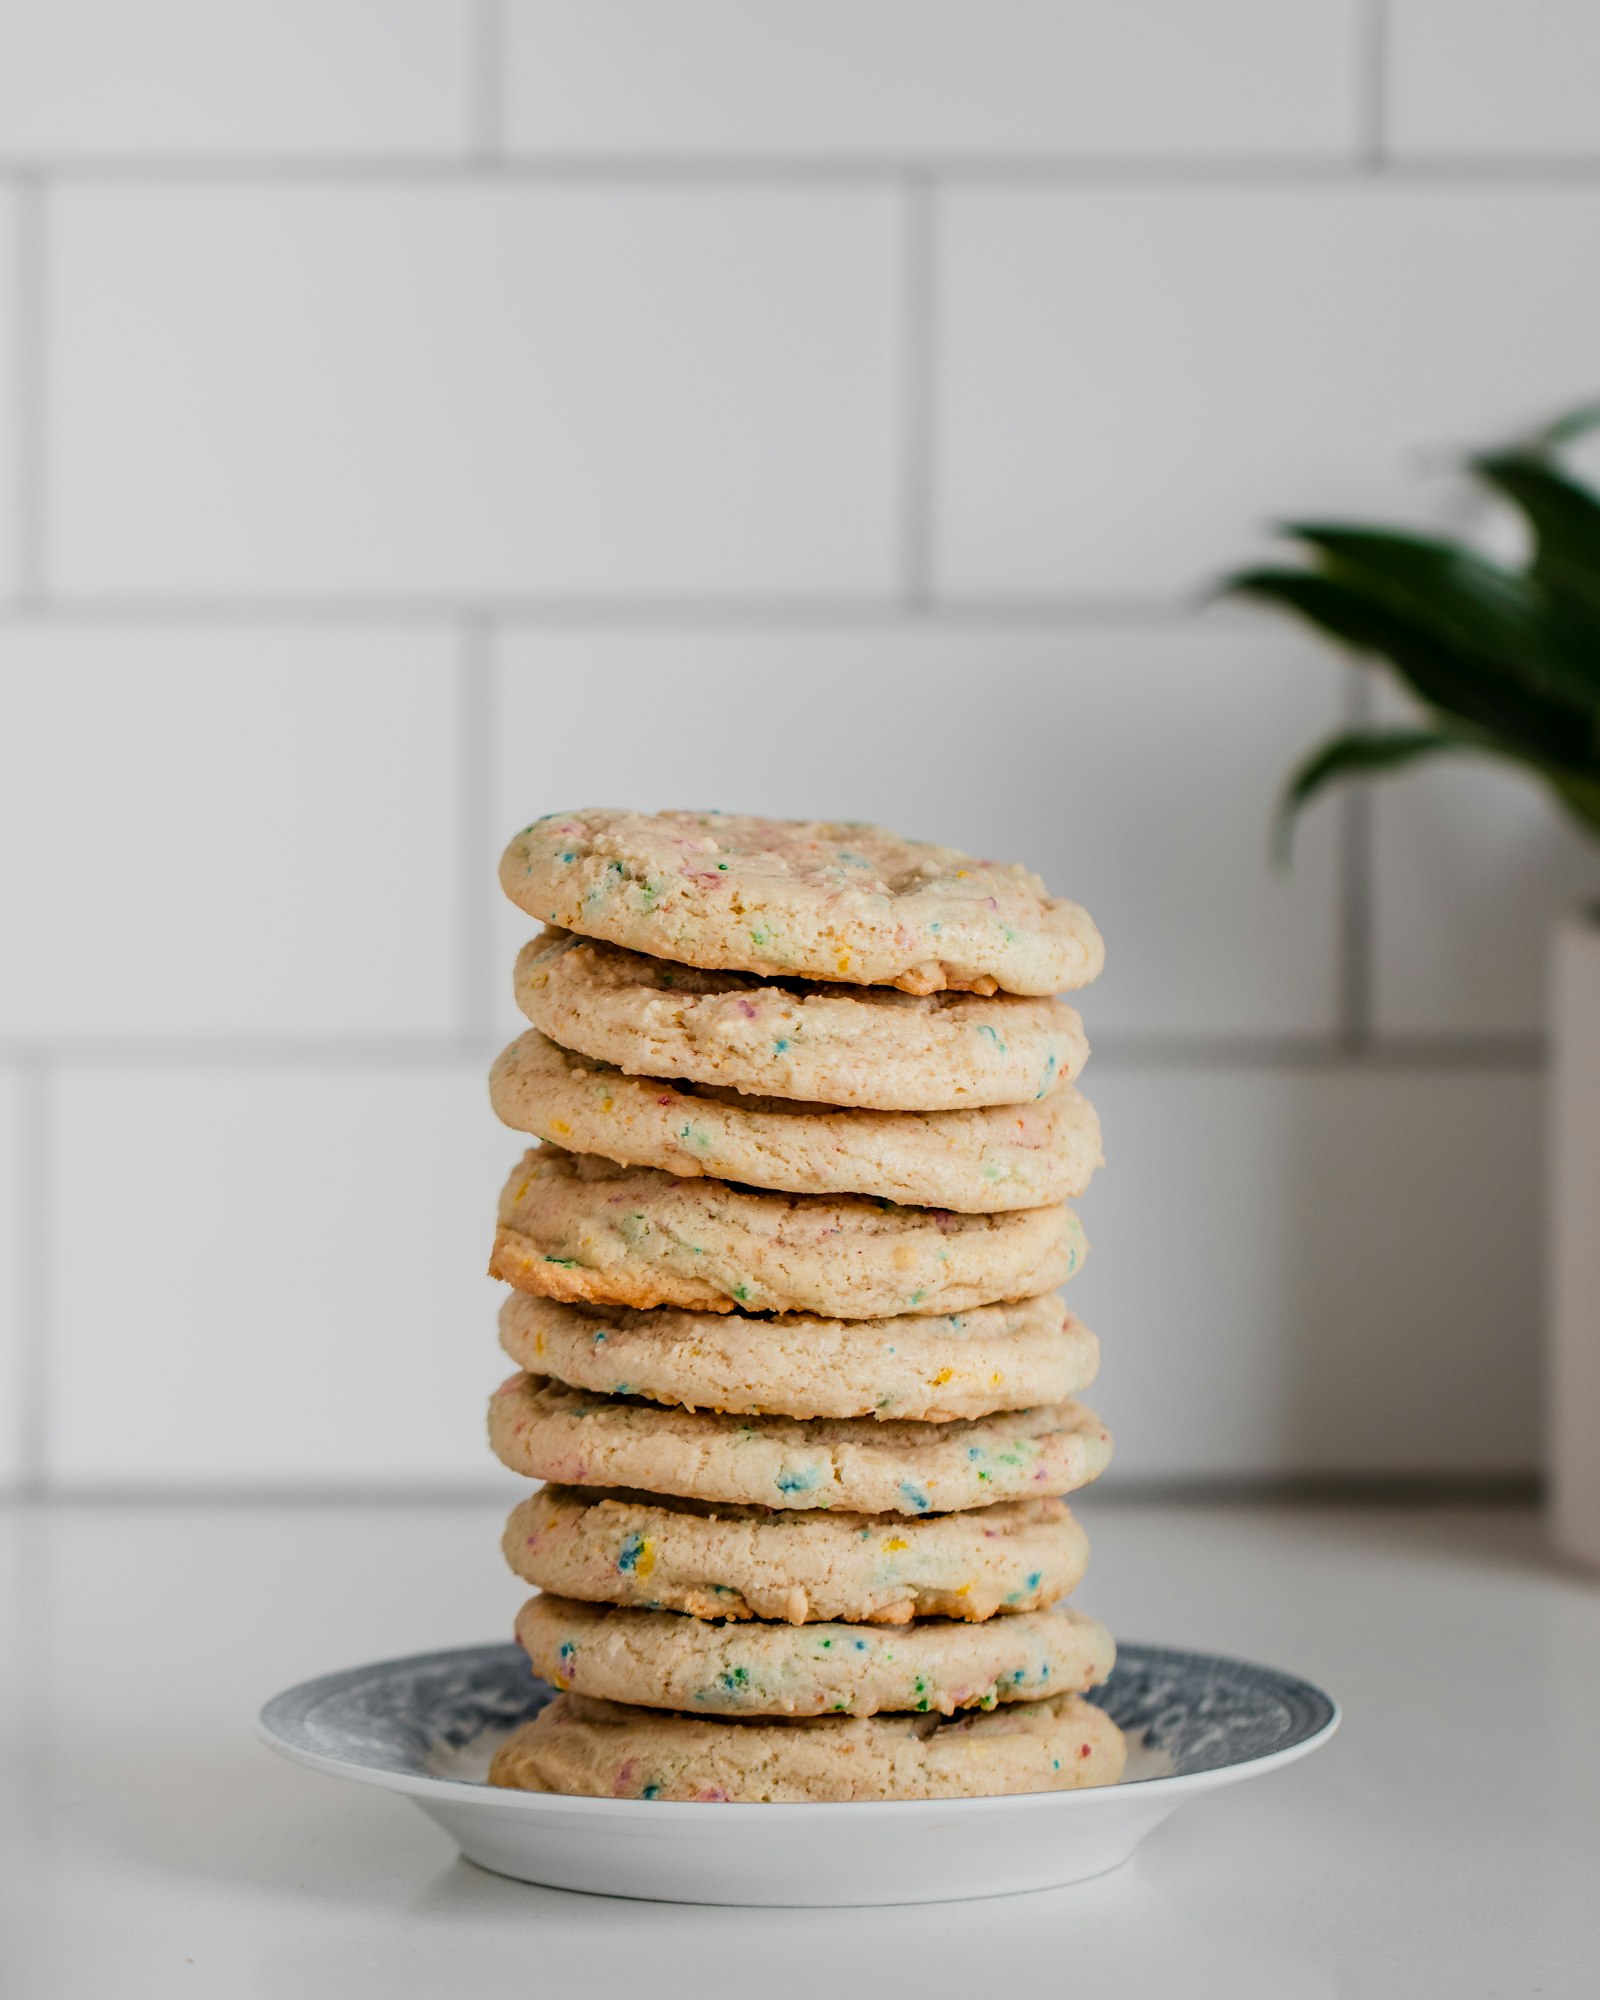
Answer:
xmin=18 ymin=1484 xmax=521 ymax=1507
xmin=12 ymin=1057 xmax=52 ymax=1498
xmin=1087 ymin=1471 xmax=1541 ymax=1507
xmin=0 ymin=1033 xmax=1543 ymax=1073
xmin=0 ymin=601 xmax=474 ymax=629
xmin=7 ymin=154 xmax=1600 ymax=186
xmin=907 ymin=593 xmax=1224 ymax=627
xmin=0 ymin=593 xmax=1207 ymax=628
xmin=0 ymin=1038 xmax=504 ymax=1068
xmin=1338 ymin=666 xmax=1377 ymax=1049
xmin=10 ymin=175 xmax=46 ymax=603
xmin=456 ymin=618 xmax=498 ymax=1039
xmin=469 ymin=0 xmax=507 ymax=164
xmin=1089 ymin=1032 xmax=1543 ymax=1072
xmin=1361 ymin=0 xmax=1390 ymax=170
xmin=897 ymin=172 xmax=936 ymax=608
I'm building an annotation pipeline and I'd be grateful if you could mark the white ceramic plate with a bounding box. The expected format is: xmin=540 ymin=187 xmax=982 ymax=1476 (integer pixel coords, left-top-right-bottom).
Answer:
xmin=259 ymin=1640 xmax=1337 ymax=1907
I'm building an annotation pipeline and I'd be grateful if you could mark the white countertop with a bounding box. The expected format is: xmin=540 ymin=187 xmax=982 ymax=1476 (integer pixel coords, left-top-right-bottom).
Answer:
xmin=2 ymin=1497 xmax=1596 ymax=1999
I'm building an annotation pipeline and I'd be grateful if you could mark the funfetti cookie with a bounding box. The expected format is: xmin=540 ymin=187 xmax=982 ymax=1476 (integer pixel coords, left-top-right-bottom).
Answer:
xmin=513 ymin=931 xmax=1090 ymax=1112
xmin=499 ymin=810 xmax=1104 ymax=996
xmin=490 ymin=1147 xmax=1085 ymax=1318
xmin=489 ymin=1690 xmax=1128 ymax=1802
xmin=517 ymin=1594 xmax=1115 ymax=1719
xmin=488 ymin=1374 xmax=1114 ymax=1514
xmin=503 ymin=1487 xmax=1090 ymax=1625
xmin=497 ymin=1291 xmax=1099 ymax=1424
xmin=489 ymin=1029 xmax=1103 ymax=1212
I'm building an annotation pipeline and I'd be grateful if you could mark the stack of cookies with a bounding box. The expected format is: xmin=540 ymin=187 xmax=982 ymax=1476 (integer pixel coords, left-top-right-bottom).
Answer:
xmin=484 ymin=810 xmax=1125 ymax=1804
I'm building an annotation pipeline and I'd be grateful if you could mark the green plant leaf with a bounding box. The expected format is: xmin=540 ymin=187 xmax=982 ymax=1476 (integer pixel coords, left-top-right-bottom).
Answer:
xmin=1220 ymin=402 xmax=1600 ymax=859
xmin=1277 ymin=725 xmax=1600 ymax=855
xmin=1273 ymin=727 xmax=1465 ymax=860
xmin=1546 ymin=765 xmax=1600 ymax=840
xmin=1471 ymin=451 xmax=1600 ymax=626
xmin=1279 ymin=522 xmax=1600 ymax=709
xmin=1531 ymin=400 xmax=1600 ymax=451
xmin=1222 ymin=566 xmax=1590 ymax=762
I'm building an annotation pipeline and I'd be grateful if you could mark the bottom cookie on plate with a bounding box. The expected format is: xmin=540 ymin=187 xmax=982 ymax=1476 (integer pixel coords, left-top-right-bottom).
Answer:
xmin=489 ymin=1690 xmax=1126 ymax=1802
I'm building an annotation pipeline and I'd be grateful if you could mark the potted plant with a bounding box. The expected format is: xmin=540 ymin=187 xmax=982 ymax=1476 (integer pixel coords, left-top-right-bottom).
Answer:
xmin=1220 ymin=410 xmax=1600 ymax=1567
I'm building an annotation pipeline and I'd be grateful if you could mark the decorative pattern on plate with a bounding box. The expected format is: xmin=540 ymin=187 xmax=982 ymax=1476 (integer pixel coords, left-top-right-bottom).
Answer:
xmin=1099 ymin=1646 xmax=1336 ymax=1777
xmin=259 ymin=1640 xmax=1335 ymax=1789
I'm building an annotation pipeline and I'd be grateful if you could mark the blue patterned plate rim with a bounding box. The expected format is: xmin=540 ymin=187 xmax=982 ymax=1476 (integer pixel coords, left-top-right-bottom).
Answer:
xmin=258 ymin=1639 xmax=1339 ymax=1817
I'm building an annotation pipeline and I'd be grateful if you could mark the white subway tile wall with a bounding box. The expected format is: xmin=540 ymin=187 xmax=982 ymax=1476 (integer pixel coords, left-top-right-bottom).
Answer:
xmin=934 ymin=184 xmax=1600 ymax=598
xmin=0 ymin=626 xmax=463 ymax=1039
xmin=0 ymin=1 xmax=476 ymax=161
xmin=1 ymin=0 xmax=1592 ymax=1493
xmin=503 ymin=1 xmax=1365 ymax=161
xmin=1073 ymin=1066 xmax=1542 ymax=1478
xmin=0 ymin=1067 xmax=23 ymax=1485
xmin=47 ymin=184 xmax=902 ymax=600
xmin=0 ymin=190 xmax=16 ymax=600
xmin=45 ymin=1065 xmax=516 ymax=1489
xmin=1388 ymin=0 xmax=1600 ymax=160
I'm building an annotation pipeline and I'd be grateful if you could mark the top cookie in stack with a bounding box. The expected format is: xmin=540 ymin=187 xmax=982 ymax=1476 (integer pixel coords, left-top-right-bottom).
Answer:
xmin=486 ymin=809 xmax=1122 ymax=1805
xmin=498 ymin=808 xmax=1104 ymax=997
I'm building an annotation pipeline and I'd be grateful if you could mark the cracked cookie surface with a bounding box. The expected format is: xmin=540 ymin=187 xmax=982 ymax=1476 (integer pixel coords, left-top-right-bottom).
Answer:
xmin=503 ymin=1486 xmax=1089 ymax=1624
xmin=516 ymin=1593 xmax=1115 ymax=1718
xmin=513 ymin=930 xmax=1090 ymax=1111
xmin=488 ymin=1373 xmax=1113 ymax=1514
xmin=489 ymin=1689 xmax=1126 ymax=1800
xmin=490 ymin=1028 xmax=1102 ymax=1211
xmin=500 ymin=809 xmax=1103 ymax=996
xmin=497 ymin=1290 xmax=1098 ymax=1423
xmin=491 ymin=1146 xmax=1085 ymax=1318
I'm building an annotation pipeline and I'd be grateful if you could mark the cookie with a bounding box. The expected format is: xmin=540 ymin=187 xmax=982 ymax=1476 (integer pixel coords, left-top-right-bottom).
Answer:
xmin=504 ymin=1487 xmax=1089 ymax=1624
xmin=513 ymin=931 xmax=1090 ymax=1112
xmin=489 ymin=1690 xmax=1127 ymax=1801
xmin=500 ymin=810 xmax=1103 ymax=996
xmin=491 ymin=1148 xmax=1085 ymax=1318
xmin=488 ymin=1374 xmax=1113 ymax=1514
xmin=498 ymin=1290 xmax=1099 ymax=1423
xmin=516 ymin=1594 xmax=1115 ymax=1718
xmin=490 ymin=1029 xmax=1102 ymax=1212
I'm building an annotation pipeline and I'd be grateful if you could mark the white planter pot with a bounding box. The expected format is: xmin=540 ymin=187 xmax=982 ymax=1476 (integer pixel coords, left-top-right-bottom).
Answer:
xmin=1550 ymin=914 xmax=1600 ymax=1568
